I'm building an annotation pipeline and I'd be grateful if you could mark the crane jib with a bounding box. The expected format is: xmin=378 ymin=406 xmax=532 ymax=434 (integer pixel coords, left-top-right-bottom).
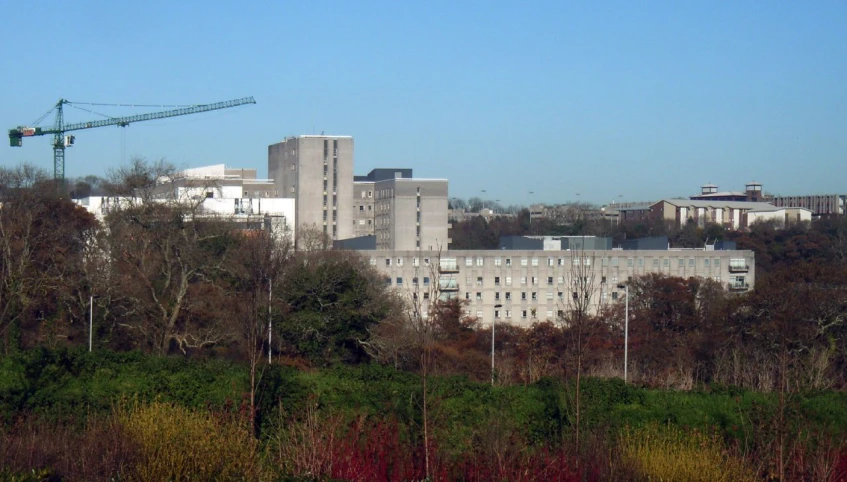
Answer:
xmin=7 ymin=96 xmax=256 ymax=180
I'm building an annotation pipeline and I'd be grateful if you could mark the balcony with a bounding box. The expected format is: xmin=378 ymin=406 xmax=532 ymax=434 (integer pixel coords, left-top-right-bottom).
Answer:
xmin=728 ymin=264 xmax=750 ymax=273
xmin=439 ymin=258 xmax=459 ymax=273
xmin=438 ymin=280 xmax=459 ymax=291
xmin=728 ymin=282 xmax=749 ymax=292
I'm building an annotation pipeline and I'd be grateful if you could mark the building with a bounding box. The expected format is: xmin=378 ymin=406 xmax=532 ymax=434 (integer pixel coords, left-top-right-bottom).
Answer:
xmin=689 ymin=182 xmax=768 ymax=202
xmin=771 ymin=194 xmax=846 ymax=217
xmin=353 ymin=169 xmax=413 ymax=238
xmin=154 ymin=164 xmax=278 ymax=200
xmin=268 ymin=135 xmax=354 ymax=243
xmin=649 ymin=199 xmax=795 ymax=230
xmin=374 ymin=177 xmax=450 ymax=250
xmin=368 ymin=247 xmax=755 ymax=327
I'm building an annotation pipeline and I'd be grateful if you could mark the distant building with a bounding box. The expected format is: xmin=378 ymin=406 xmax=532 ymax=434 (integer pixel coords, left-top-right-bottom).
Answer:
xmin=689 ymin=182 xmax=768 ymax=202
xmin=374 ymin=177 xmax=450 ymax=250
xmin=368 ymin=247 xmax=755 ymax=327
xmin=650 ymin=199 xmax=802 ymax=230
xmin=353 ymin=169 xmax=413 ymax=238
xmin=771 ymin=194 xmax=846 ymax=217
xmin=268 ymin=135 xmax=354 ymax=243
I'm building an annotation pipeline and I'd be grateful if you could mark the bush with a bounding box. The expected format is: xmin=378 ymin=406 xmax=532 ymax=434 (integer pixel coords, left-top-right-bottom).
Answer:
xmin=618 ymin=423 xmax=757 ymax=482
xmin=117 ymin=400 xmax=265 ymax=481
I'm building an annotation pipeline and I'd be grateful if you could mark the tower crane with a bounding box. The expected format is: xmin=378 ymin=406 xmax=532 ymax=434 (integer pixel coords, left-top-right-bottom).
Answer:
xmin=8 ymin=96 xmax=256 ymax=181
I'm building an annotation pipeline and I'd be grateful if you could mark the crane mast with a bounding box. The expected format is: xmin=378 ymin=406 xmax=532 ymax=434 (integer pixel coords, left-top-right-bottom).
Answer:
xmin=9 ymin=96 xmax=256 ymax=181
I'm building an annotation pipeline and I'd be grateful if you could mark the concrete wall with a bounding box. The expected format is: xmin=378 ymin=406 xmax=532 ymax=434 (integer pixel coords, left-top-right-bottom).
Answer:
xmin=268 ymin=136 xmax=354 ymax=242
xmin=353 ymin=181 xmax=375 ymax=237
xmin=374 ymin=178 xmax=449 ymax=250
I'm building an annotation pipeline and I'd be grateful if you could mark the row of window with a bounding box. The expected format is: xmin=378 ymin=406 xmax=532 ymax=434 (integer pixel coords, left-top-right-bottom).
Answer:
xmin=378 ymin=256 xmax=746 ymax=269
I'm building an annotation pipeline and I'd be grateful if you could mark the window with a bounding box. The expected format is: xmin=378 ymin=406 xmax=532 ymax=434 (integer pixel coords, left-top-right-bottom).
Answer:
xmin=413 ymin=258 xmax=420 ymax=267
xmin=611 ymin=257 xmax=619 ymax=267
xmin=653 ymin=258 xmax=659 ymax=268
xmin=397 ymin=258 xmax=403 ymax=267
xmin=359 ymin=205 xmax=364 ymax=211
xmin=601 ymin=276 xmax=607 ymax=283
xmin=476 ymin=311 xmax=483 ymax=318
xmin=531 ymin=258 xmax=539 ymax=266
xmin=495 ymin=292 xmax=501 ymax=300
xmin=505 ymin=258 xmax=512 ymax=266
xmin=423 ymin=277 xmax=430 ymax=286
xmin=476 ymin=292 xmax=482 ymax=301
xmin=714 ymin=258 xmax=720 ymax=268
xmin=638 ymin=258 xmax=644 ymax=267
xmin=557 ymin=276 xmax=564 ymax=284
xmin=369 ymin=258 xmax=376 ymax=266
xmin=412 ymin=277 xmax=419 ymax=285
xmin=557 ymin=292 xmax=563 ymax=300
xmin=385 ymin=277 xmax=391 ymax=285
xmin=547 ymin=310 xmax=553 ymax=319
xmin=465 ymin=292 xmax=470 ymax=300
xmin=689 ymin=258 xmax=695 ymax=267
xmin=494 ymin=257 xmax=502 ymax=266
xmin=531 ymin=292 xmax=537 ymax=300
xmin=531 ymin=276 xmax=538 ymax=285
xmin=558 ymin=258 xmax=564 ymax=266
xmin=495 ymin=310 xmax=501 ymax=318
xmin=385 ymin=258 xmax=391 ymax=267
xmin=396 ymin=277 xmax=403 ymax=285
xmin=663 ymin=258 xmax=669 ymax=267
xmin=505 ymin=310 xmax=511 ymax=318
xmin=465 ymin=258 xmax=473 ymax=267
xmin=505 ymin=292 xmax=512 ymax=300
xmin=494 ymin=276 xmax=501 ymax=285
xmin=704 ymin=258 xmax=710 ymax=267
xmin=612 ymin=292 xmax=619 ymax=301
xmin=505 ymin=276 xmax=512 ymax=286
xmin=423 ymin=292 xmax=430 ymax=300
xmin=547 ymin=258 xmax=554 ymax=266
xmin=627 ymin=258 xmax=634 ymax=267
xmin=546 ymin=292 xmax=553 ymax=300
xmin=547 ymin=276 xmax=553 ymax=285
xmin=521 ymin=292 xmax=527 ymax=300
xmin=678 ymin=258 xmax=685 ymax=267
xmin=466 ymin=276 xmax=472 ymax=285
xmin=476 ymin=276 xmax=483 ymax=286
xmin=522 ymin=310 xmax=528 ymax=319
xmin=521 ymin=276 xmax=527 ymax=285
xmin=521 ymin=258 xmax=528 ymax=267
xmin=476 ymin=258 xmax=484 ymax=266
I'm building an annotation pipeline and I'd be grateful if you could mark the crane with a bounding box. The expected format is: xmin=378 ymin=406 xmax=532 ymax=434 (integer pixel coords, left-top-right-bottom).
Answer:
xmin=9 ymin=96 xmax=256 ymax=181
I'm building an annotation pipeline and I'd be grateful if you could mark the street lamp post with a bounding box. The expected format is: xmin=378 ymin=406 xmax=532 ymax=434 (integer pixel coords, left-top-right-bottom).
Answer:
xmin=617 ymin=284 xmax=629 ymax=382
xmin=89 ymin=295 xmax=94 ymax=352
xmin=491 ymin=303 xmax=503 ymax=385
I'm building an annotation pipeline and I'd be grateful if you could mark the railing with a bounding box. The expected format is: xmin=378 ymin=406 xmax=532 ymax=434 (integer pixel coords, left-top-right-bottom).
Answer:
xmin=728 ymin=264 xmax=749 ymax=273
xmin=728 ymin=282 xmax=749 ymax=291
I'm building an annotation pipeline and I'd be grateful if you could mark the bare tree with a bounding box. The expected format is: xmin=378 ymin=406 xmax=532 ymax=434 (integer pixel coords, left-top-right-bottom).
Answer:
xmin=558 ymin=246 xmax=605 ymax=452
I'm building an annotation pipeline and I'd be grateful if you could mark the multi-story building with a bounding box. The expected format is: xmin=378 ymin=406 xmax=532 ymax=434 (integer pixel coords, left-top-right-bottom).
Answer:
xmin=369 ymin=246 xmax=755 ymax=327
xmin=771 ymin=194 xmax=846 ymax=217
xmin=373 ymin=177 xmax=450 ymax=251
xmin=353 ymin=169 xmax=413 ymax=238
xmin=268 ymin=135 xmax=354 ymax=243
xmin=689 ymin=182 xmax=768 ymax=202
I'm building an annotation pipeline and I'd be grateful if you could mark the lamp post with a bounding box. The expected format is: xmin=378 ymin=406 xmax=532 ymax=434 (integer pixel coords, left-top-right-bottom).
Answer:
xmin=481 ymin=189 xmax=487 ymax=213
xmin=617 ymin=283 xmax=629 ymax=382
xmin=528 ymin=191 xmax=534 ymax=227
xmin=491 ymin=303 xmax=503 ymax=385
xmin=268 ymin=277 xmax=273 ymax=364
xmin=89 ymin=295 xmax=94 ymax=352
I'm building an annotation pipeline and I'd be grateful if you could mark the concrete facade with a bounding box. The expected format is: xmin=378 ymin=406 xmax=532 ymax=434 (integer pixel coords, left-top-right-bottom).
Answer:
xmin=268 ymin=136 xmax=354 ymax=242
xmin=374 ymin=178 xmax=450 ymax=251
xmin=353 ymin=181 xmax=375 ymax=237
xmin=367 ymin=248 xmax=755 ymax=327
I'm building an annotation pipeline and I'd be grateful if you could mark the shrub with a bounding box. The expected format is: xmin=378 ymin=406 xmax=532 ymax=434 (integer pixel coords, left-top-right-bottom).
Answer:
xmin=618 ymin=423 xmax=757 ymax=482
xmin=117 ymin=400 xmax=264 ymax=481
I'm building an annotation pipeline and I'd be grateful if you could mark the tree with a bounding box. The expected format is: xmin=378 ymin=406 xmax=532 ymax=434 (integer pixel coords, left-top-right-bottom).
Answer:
xmin=102 ymin=158 xmax=234 ymax=354
xmin=223 ymin=229 xmax=292 ymax=431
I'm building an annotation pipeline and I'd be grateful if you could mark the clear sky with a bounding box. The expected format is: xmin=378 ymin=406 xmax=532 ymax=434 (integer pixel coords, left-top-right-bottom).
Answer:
xmin=2 ymin=1 xmax=845 ymax=205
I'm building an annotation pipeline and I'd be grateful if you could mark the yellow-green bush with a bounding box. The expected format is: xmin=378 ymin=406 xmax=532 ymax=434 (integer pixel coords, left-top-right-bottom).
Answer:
xmin=117 ymin=401 xmax=265 ymax=481
xmin=618 ymin=423 xmax=757 ymax=482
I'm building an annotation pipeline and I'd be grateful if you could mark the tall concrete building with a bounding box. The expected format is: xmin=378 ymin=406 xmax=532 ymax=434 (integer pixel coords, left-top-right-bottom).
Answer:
xmin=353 ymin=168 xmax=413 ymax=238
xmin=268 ymin=136 xmax=354 ymax=243
xmin=374 ymin=177 xmax=450 ymax=250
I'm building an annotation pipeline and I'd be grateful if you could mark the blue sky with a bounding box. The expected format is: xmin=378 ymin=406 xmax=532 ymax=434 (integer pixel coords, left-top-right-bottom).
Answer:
xmin=2 ymin=1 xmax=845 ymax=205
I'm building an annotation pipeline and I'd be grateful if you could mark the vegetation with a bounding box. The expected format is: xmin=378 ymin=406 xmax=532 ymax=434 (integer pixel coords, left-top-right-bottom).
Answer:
xmin=2 ymin=162 xmax=847 ymax=480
